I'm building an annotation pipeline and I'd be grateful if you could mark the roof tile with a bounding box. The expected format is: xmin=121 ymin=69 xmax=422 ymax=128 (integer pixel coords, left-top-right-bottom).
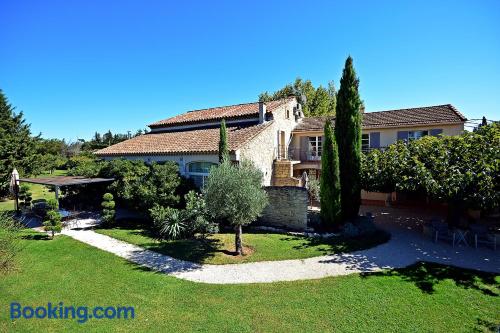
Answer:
xmin=293 ymin=104 xmax=466 ymax=132
xmin=149 ymin=97 xmax=294 ymax=128
xmin=96 ymin=121 xmax=273 ymax=156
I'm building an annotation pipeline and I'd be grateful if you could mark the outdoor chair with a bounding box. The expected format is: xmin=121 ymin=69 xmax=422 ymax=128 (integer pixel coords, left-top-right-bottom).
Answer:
xmin=469 ymin=224 xmax=497 ymax=250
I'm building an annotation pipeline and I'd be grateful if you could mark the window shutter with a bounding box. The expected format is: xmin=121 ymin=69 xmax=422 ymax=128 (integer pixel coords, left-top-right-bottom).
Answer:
xmin=300 ymin=137 xmax=309 ymax=160
xmin=369 ymin=132 xmax=380 ymax=148
xmin=397 ymin=131 xmax=408 ymax=141
xmin=430 ymin=129 xmax=443 ymax=136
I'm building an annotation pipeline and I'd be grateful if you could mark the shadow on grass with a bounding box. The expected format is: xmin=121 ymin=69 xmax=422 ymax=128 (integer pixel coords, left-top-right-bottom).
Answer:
xmin=21 ymin=233 xmax=50 ymax=241
xmin=474 ymin=318 xmax=500 ymax=332
xmin=280 ymin=229 xmax=391 ymax=255
xmin=361 ymin=261 xmax=499 ymax=296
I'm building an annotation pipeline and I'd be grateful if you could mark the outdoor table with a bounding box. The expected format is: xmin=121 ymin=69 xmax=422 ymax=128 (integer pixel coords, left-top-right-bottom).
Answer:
xmin=454 ymin=229 xmax=469 ymax=246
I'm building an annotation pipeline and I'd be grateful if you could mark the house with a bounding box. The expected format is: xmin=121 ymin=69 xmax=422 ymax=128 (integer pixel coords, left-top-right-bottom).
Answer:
xmin=95 ymin=97 xmax=467 ymax=188
xmin=288 ymin=104 xmax=467 ymax=180
xmin=96 ymin=97 xmax=302 ymax=187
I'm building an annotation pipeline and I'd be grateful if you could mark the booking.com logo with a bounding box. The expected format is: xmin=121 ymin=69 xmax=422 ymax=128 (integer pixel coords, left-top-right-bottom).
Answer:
xmin=10 ymin=302 xmax=135 ymax=324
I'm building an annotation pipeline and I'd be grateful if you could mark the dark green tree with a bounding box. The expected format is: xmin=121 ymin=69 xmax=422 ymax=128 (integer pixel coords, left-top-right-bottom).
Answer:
xmin=259 ymin=77 xmax=336 ymax=117
xmin=335 ymin=56 xmax=363 ymax=220
xmin=219 ymin=119 xmax=229 ymax=163
xmin=310 ymin=86 xmax=330 ymax=116
xmin=320 ymin=120 xmax=341 ymax=227
xmin=0 ymin=90 xmax=38 ymax=196
xmin=327 ymin=81 xmax=337 ymax=115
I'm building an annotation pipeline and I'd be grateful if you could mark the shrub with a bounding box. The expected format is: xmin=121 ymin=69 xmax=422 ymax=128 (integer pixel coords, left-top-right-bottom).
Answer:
xmin=101 ymin=193 xmax=115 ymax=225
xmin=184 ymin=191 xmax=218 ymax=237
xmin=43 ymin=209 xmax=62 ymax=238
xmin=159 ymin=207 xmax=186 ymax=240
xmin=46 ymin=198 xmax=59 ymax=211
xmin=18 ymin=184 xmax=32 ymax=209
xmin=149 ymin=191 xmax=218 ymax=241
xmin=307 ymin=178 xmax=320 ymax=203
xmin=204 ymin=160 xmax=268 ymax=255
xmin=0 ymin=213 xmax=21 ymax=274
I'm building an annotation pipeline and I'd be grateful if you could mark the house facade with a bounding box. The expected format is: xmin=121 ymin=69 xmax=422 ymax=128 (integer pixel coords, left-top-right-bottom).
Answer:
xmin=288 ymin=104 xmax=466 ymax=180
xmin=96 ymin=98 xmax=467 ymax=188
xmin=96 ymin=97 xmax=303 ymax=187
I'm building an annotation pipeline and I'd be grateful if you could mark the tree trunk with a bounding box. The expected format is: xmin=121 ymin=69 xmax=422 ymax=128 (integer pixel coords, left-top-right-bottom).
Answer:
xmin=234 ymin=225 xmax=243 ymax=255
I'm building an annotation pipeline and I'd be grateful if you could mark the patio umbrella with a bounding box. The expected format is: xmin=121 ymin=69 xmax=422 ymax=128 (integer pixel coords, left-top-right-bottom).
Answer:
xmin=10 ymin=168 xmax=20 ymax=211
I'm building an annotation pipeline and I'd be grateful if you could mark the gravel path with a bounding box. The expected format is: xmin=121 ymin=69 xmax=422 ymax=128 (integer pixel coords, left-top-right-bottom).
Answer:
xmin=57 ymin=207 xmax=499 ymax=284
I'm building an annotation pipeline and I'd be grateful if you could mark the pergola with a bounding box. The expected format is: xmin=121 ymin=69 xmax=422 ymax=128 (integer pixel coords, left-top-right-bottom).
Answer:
xmin=17 ymin=176 xmax=114 ymax=209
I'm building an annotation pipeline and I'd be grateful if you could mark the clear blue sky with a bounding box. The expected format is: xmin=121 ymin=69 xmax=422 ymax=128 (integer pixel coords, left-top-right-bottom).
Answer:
xmin=1 ymin=0 xmax=499 ymax=140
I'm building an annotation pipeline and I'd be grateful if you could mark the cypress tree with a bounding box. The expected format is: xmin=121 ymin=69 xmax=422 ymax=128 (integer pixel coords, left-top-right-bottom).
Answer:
xmin=320 ymin=120 xmax=341 ymax=228
xmin=335 ymin=56 xmax=362 ymax=220
xmin=218 ymin=119 xmax=229 ymax=163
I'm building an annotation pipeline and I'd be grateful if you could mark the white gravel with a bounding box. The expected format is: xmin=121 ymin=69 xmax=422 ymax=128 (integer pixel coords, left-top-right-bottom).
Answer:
xmin=57 ymin=207 xmax=499 ymax=284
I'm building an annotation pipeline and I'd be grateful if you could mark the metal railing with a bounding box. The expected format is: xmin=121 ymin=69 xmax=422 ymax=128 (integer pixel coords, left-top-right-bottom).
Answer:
xmin=287 ymin=148 xmax=321 ymax=161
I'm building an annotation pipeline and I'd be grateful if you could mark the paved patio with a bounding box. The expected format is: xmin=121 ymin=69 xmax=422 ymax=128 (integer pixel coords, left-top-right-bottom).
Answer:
xmin=32 ymin=205 xmax=499 ymax=284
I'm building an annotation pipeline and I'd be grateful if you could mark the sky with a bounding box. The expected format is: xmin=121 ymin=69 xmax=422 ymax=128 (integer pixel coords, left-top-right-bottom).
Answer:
xmin=1 ymin=0 xmax=499 ymax=140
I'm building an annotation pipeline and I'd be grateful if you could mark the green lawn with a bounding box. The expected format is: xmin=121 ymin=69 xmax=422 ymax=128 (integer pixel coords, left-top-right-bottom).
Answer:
xmin=0 ymin=230 xmax=498 ymax=332
xmin=0 ymin=170 xmax=67 ymax=212
xmin=95 ymin=227 xmax=390 ymax=264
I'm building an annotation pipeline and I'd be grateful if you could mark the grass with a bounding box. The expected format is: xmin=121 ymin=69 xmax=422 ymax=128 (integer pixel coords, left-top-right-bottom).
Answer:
xmin=0 ymin=170 xmax=67 ymax=212
xmin=0 ymin=230 xmax=498 ymax=332
xmin=95 ymin=226 xmax=391 ymax=264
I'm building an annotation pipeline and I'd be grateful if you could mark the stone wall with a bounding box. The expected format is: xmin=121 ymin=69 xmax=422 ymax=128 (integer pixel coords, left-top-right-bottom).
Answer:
xmin=259 ymin=186 xmax=308 ymax=230
xmin=239 ymin=97 xmax=302 ymax=186
xmin=272 ymin=160 xmax=302 ymax=186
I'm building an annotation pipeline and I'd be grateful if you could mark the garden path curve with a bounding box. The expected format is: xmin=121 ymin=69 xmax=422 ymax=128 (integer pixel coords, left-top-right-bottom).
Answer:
xmin=56 ymin=207 xmax=499 ymax=284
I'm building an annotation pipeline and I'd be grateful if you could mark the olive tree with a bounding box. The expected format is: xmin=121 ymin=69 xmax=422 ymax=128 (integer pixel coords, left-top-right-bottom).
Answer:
xmin=204 ymin=160 xmax=268 ymax=255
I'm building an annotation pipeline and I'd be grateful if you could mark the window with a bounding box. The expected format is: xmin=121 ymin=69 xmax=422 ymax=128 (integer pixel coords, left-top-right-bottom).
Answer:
xmin=308 ymin=136 xmax=322 ymax=160
xmin=408 ymin=130 xmax=428 ymax=141
xmin=286 ymin=109 xmax=290 ymax=119
xmin=362 ymin=134 xmax=370 ymax=152
xmin=187 ymin=161 xmax=217 ymax=188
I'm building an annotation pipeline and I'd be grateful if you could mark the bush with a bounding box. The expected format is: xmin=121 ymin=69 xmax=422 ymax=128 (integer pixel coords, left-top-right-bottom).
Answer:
xmin=18 ymin=184 xmax=32 ymax=209
xmin=101 ymin=193 xmax=115 ymax=225
xmin=149 ymin=191 xmax=218 ymax=241
xmin=307 ymin=178 xmax=320 ymax=203
xmin=46 ymin=198 xmax=59 ymax=211
xmin=43 ymin=209 xmax=62 ymax=238
xmin=0 ymin=213 xmax=22 ymax=274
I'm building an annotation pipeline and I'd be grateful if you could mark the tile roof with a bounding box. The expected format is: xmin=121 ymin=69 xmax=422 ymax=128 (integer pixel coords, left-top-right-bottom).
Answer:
xmin=293 ymin=104 xmax=466 ymax=132
xmin=95 ymin=121 xmax=273 ymax=156
xmin=149 ymin=97 xmax=295 ymax=128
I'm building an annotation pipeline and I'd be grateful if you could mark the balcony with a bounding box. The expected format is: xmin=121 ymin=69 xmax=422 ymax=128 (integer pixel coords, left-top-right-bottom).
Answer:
xmin=287 ymin=147 xmax=321 ymax=162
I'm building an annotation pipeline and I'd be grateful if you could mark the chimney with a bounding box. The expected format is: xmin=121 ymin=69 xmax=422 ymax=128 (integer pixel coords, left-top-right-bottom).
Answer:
xmin=259 ymin=101 xmax=267 ymax=123
xmin=360 ymin=104 xmax=365 ymax=113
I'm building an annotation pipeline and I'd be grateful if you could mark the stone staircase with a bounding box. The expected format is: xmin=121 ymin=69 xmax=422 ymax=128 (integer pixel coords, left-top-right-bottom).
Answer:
xmin=271 ymin=160 xmax=302 ymax=186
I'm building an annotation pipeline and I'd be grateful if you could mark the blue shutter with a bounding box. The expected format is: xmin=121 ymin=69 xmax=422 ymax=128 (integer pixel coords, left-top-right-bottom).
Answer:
xmin=397 ymin=131 xmax=408 ymax=141
xmin=430 ymin=129 xmax=443 ymax=136
xmin=369 ymin=132 xmax=380 ymax=148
